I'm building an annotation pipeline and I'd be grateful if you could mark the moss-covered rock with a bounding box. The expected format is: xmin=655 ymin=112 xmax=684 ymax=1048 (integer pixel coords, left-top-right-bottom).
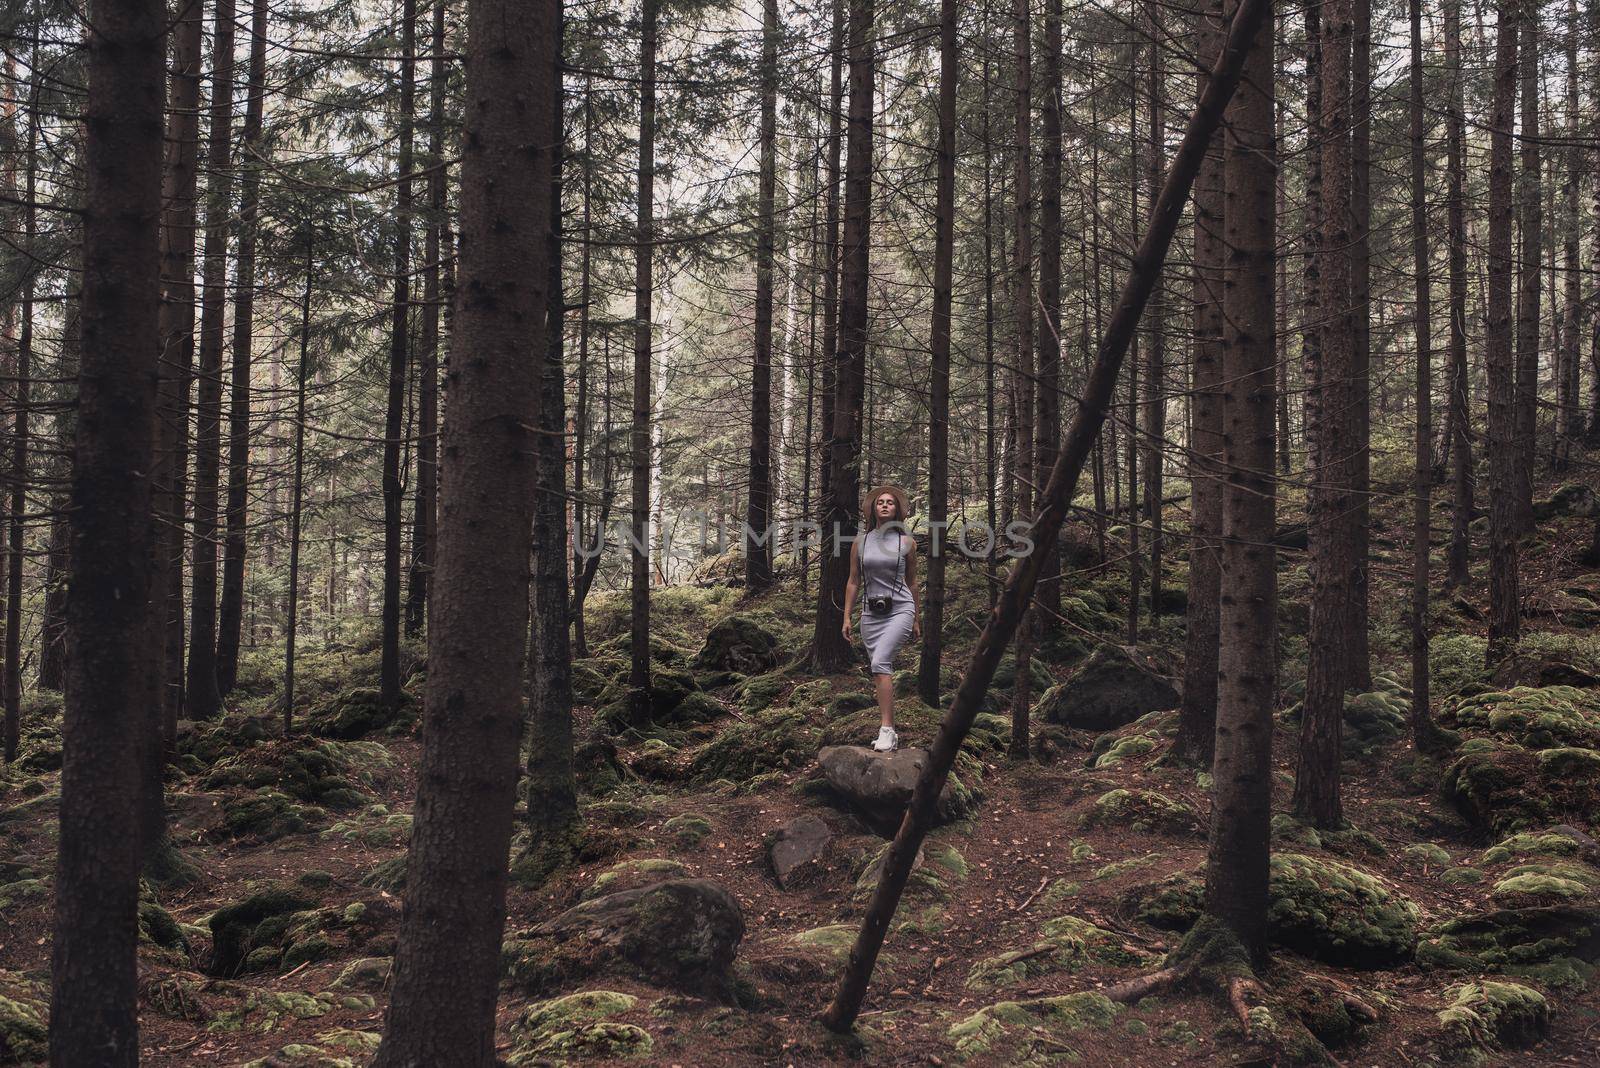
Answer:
xmin=694 ymin=614 xmax=780 ymax=675
xmin=1082 ymin=789 xmax=1200 ymax=836
xmin=1090 ymin=733 xmax=1157 ymax=768
xmin=664 ymin=813 xmax=712 ymax=848
xmin=1442 ymin=740 xmax=1600 ymax=835
xmin=1480 ymin=831 xmax=1584 ymax=865
xmin=207 ymin=990 xmax=346 ymax=1034
xmin=734 ymin=671 xmax=788 ymax=713
xmin=0 ymin=879 xmax=45 ymax=912
xmin=220 ymin=789 xmax=327 ymax=841
xmin=1282 ymin=672 xmax=1410 ymax=757
xmin=1268 ymin=853 xmax=1420 ymax=967
xmin=1432 ymin=981 xmax=1550 ymax=1061
xmin=321 ymin=804 xmax=412 ymax=848
xmin=1444 ymin=685 xmax=1600 ymax=749
xmin=947 ymin=991 xmax=1120 ymax=1062
xmin=965 ymin=916 xmax=1145 ymax=990
xmin=689 ymin=708 xmax=815 ymax=785
xmin=503 ymin=879 xmax=744 ymax=1001
xmin=331 ymin=957 xmax=393 ymax=992
xmin=0 ymin=982 xmax=47 ymax=1064
xmin=1035 ymin=647 xmax=1179 ymax=731
xmin=208 ymin=886 xmax=315 ymax=977
xmin=505 ymin=990 xmax=650 ymax=1063
xmin=1490 ymin=861 xmax=1600 ymax=901
xmin=1125 ymin=855 xmax=1419 ymax=967
xmin=1417 ymin=904 xmax=1600 ymax=989
xmin=204 ymin=737 xmax=394 ymax=809
xmin=582 ymin=858 xmax=688 ymax=899
xmin=305 ymin=687 xmax=417 ymax=740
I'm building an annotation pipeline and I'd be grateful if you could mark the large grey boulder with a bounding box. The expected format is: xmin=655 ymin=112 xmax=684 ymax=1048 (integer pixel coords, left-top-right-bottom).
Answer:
xmin=503 ymin=879 xmax=744 ymax=1001
xmin=1035 ymin=646 xmax=1179 ymax=731
xmin=816 ymin=745 xmax=975 ymax=835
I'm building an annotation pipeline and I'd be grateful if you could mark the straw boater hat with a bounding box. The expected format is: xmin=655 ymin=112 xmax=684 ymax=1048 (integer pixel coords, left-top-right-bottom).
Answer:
xmin=861 ymin=484 xmax=911 ymax=533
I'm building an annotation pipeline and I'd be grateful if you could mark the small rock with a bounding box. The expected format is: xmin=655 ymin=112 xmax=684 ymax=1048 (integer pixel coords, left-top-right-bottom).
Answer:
xmin=769 ymin=814 xmax=834 ymax=889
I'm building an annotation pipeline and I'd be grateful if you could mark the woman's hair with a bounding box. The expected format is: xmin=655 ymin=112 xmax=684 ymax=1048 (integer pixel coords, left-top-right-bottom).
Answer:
xmin=861 ymin=484 xmax=911 ymax=532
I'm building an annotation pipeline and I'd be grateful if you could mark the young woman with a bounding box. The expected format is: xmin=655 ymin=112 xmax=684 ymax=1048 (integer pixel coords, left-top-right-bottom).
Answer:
xmin=842 ymin=485 xmax=921 ymax=751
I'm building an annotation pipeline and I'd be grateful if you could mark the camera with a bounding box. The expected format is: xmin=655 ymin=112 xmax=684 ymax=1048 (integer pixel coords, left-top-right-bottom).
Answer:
xmin=867 ymin=595 xmax=892 ymax=615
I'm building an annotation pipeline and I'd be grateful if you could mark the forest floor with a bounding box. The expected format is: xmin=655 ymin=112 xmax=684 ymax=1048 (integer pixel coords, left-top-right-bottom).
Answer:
xmin=4 ymin=469 xmax=1600 ymax=1066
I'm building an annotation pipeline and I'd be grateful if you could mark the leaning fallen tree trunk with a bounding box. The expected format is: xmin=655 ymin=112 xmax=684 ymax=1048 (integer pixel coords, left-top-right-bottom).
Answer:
xmin=820 ymin=0 xmax=1273 ymax=1031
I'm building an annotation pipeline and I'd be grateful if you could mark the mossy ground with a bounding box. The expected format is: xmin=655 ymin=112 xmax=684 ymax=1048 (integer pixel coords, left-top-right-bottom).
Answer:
xmin=3 ymin=483 xmax=1599 ymax=1065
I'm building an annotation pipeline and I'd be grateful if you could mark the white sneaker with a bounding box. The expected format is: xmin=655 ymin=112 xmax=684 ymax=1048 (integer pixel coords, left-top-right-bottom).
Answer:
xmin=872 ymin=726 xmax=898 ymax=752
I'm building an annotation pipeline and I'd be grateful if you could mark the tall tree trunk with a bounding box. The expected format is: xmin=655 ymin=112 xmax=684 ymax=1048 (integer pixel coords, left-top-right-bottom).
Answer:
xmin=1485 ymin=0 xmax=1522 ymax=663
xmin=818 ymin=0 xmax=843 ymax=518
xmin=382 ymin=0 xmax=418 ymax=709
xmin=1034 ymin=0 xmax=1062 ymax=624
xmin=37 ymin=270 xmax=76 ymax=693
xmin=1301 ymin=0 xmax=1322 ymax=485
xmin=1177 ymin=0 xmax=1226 ymax=767
xmin=48 ymin=0 xmax=164 ymax=1057
xmin=1512 ymin=7 xmax=1540 ymax=532
xmin=1349 ymin=0 xmax=1372 ymax=689
xmin=407 ymin=0 xmax=448 ymax=635
xmin=1445 ymin=0 xmax=1473 ymax=586
xmin=2 ymin=69 xmax=34 ymax=763
xmin=521 ymin=5 xmax=578 ymax=882
xmin=629 ymin=0 xmax=659 ymax=721
xmin=155 ymin=0 xmax=204 ymax=739
xmin=748 ymin=0 xmax=778 ymax=590
xmin=917 ymin=0 xmax=958 ymax=707
xmin=1203 ymin=0 xmax=1277 ymax=960
xmin=810 ymin=0 xmax=871 ymax=674
xmin=187 ymin=0 xmax=237 ymax=720
xmin=1295 ymin=0 xmax=1356 ymax=829
xmin=284 ymin=233 xmax=314 ymax=732
xmin=371 ymin=0 xmax=555 ymax=1056
xmin=1554 ymin=0 xmax=1580 ymax=470
xmin=1142 ymin=0 xmax=1166 ymax=623
xmin=218 ymin=0 xmax=269 ymax=695
xmin=820 ymin=0 xmax=1270 ymax=1024
xmin=1408 ymin=0 xmax=1447 ymax=752
xmin=1009 ymin=0 xmax=1035 ymax=759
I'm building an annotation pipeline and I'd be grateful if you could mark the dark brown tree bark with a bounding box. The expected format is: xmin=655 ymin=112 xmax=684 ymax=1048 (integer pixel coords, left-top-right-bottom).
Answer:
xmin=154 ymin=0 xmax=205 ymax=735
xmin=187 ymin=0 xmax=237 ymax=720
xmin=218 ymin=0 xmax=269 ymax=695
xmin=1203 ymin=0 xmax=1277 ymax=960
xmin=1301 ymin=0 xmax=1322 ymax=482
xmin=371 ymin=0 xmax=555 ymax=1055
xmin=628 ymin=0 xmax=659 ymax=723
xmin=1408 ymin=0 xmax=1447 ymax=752
xmin=521 ymin=4 xmax=578 ymax=879
xmin=747 ymin=0 xmax=778 ymax=591
xmin=1034 ymin=0 xmax=1062 ymax=625
xmin=382 ymin=0 xmax=418 ymax=710
xmin=1512 ymin=8 xmax=1540 ymax=533
xmin=917 ymin=0 xmax=958 ymax=708
xmin=1349 ymin=0 xmax=1372 ymax=689
xmin=1295 ymin=0 xmax=1356 ymax=829
xmin=1485 ymin=0 xmax=1522 ymax=663
xmin=1009 ymin=0 xmax=1034 ymax=759
xmin=48 ymin=0 xmax=165 ymax=1057
xmin=1445 ymin=0 xmax=1473 ymax=587
xmin=809 ymin=0 xmax=871 ymax=674
xmin=1177 ymin=0 xmax=1226 ymax=767
xmin=284 ymin=232 xmax=315 ymax=732
xmin=820 ymin=0 xmax=1270 ymax=1024
xmin=1554 ymin=0 xmax=1580 ymax=470
xmin=1142 ymin=0 xmax=1166 ymax=624
xmin=406 ymin=0 xmax=447 ymax=637
xmin=3 ymin=72 xmax=34 ymax=763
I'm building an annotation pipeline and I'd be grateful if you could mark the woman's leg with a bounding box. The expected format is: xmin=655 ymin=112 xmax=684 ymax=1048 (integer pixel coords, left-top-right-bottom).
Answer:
xmin=874 ymin=672 xmax=894 ymax=728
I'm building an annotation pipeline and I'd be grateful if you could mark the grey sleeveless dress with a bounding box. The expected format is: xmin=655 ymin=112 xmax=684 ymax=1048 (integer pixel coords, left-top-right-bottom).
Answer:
xmin=858 ymin=524 xmax=915 ymax=675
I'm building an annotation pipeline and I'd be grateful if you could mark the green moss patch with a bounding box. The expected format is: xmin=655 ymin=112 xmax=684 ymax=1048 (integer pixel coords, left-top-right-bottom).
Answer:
xmin=1433 ymin=981 xmax=1550 ymax=1061
xmin=1082 ymin=789 xmax=1200 ymax=836
xmin=965 ymin=916 xmax=1146 ymax=990
xmin=947 ymin=991 xmax=1120 ymax=1062
xmin=1418 ymin=904 xmax=1600 ymax=990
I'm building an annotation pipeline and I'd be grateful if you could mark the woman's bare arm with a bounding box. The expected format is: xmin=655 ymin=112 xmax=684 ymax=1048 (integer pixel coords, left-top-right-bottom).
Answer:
xmin=843 ymin=539 xmax=860 ymax=636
